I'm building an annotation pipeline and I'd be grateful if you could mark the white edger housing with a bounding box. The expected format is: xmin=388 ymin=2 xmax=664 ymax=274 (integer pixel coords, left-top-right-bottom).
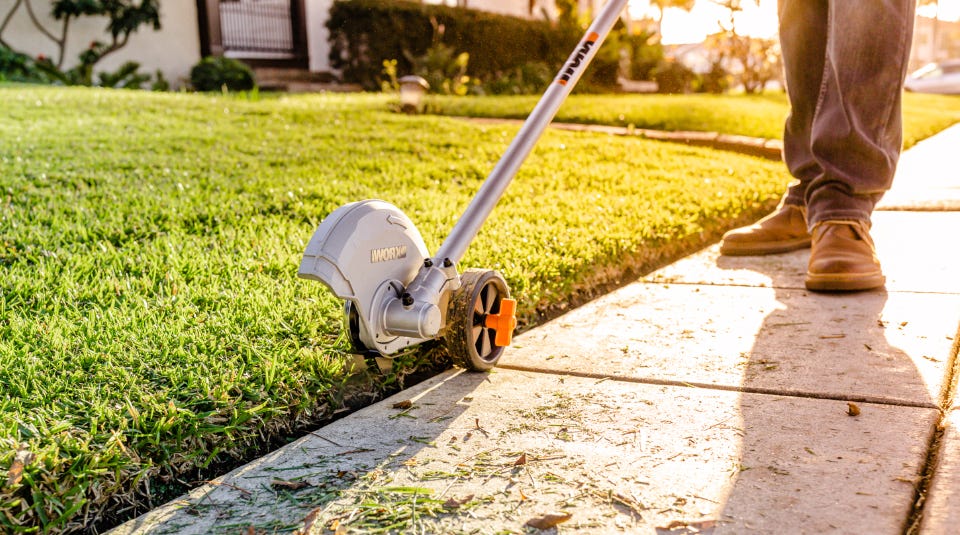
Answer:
xmin=298 ymin=200 xmax=442 ymax=354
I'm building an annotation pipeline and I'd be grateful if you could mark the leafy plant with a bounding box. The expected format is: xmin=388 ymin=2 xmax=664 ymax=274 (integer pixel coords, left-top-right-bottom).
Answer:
xmin=0 ymin=44 xmax=48 ymax=82
xmin=150 ymin=68 xmax=169 ymax=91
xmin=480 ymin=61 xmax=553 ymax=95
xmin=0 ymin=0 xmax=161 ymax=87
xmin=381 ymin=58 xmax=400 ymax=93
xmin=33 ymin=56 xmax=151 ymax=88
xmin=408 ymin=40 xmax=472 ymax=96
xmin=385 ymin=17 xmax=474 ymax=96
xmin=97 ymin=60 xmax=150 ymax=88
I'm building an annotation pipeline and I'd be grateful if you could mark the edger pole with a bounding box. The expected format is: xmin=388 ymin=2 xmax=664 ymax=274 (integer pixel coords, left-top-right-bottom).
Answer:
xmin=434 ymin=0 xmax=630 ymax=265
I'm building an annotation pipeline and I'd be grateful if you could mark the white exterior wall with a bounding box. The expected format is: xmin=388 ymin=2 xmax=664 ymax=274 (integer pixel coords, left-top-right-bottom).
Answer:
xmin=2 ymin=1 xmax=202 ymax=88
xmin=305 ymin=0 xmax=333 ymax=73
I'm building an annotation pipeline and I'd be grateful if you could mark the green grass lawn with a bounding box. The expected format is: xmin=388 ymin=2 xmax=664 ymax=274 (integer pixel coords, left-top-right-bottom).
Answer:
xmin=1 ymin=87 xmax=958 ymax=532
xmin=427 ymin=92 xmax=960 ymax=149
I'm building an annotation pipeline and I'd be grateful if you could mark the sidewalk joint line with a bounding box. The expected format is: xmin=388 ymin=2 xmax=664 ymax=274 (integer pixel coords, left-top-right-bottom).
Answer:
xmin=496 ymin=363 xmax=939 ymax=410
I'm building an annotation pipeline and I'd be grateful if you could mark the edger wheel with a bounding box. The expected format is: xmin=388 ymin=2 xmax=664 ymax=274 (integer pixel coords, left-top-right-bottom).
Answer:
xmin=344 ymin=301 xmax=370 ymax=354
xmin=444 ymin=269 xmax=512 ymax=371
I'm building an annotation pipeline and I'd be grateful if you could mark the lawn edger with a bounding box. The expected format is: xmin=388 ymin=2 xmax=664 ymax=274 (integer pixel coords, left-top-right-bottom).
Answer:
xmin=298 ymin=0 xmax=629 ymax=371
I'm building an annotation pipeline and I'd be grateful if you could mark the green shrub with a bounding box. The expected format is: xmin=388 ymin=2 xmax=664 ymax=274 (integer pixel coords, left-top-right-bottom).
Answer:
xmin=327 ymin=0 xmax=626 ymax=92
xmin=190 ymin=56 xmax=256 ymax=92
xmin=653 ymin=59 xmax=696 ymax=94
xmin=698 ymin=61 xmax=731 ymax=94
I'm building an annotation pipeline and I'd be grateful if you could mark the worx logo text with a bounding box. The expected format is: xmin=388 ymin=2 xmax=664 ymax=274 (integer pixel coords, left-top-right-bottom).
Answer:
xmin=370 ymin=245 xmax=408 ymax=263
xmin=558 ymin=32 xmax=599 ymax=85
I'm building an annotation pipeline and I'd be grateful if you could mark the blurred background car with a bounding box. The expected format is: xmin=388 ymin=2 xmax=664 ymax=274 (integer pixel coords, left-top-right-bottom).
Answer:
xmin=905 ymin=59 xmax=960 ymax=94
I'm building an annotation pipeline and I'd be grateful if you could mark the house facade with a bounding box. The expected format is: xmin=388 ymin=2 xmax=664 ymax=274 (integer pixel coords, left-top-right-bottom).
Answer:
xmin=3 ymin=0 xmax=561 ymax=89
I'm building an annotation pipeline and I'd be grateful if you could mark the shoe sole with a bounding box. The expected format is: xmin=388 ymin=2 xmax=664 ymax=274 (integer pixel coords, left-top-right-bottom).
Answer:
xmin=805 ymin=271 xmax=886 ymax=292
xmin=720 ymin=237 xmax=812 ymax=256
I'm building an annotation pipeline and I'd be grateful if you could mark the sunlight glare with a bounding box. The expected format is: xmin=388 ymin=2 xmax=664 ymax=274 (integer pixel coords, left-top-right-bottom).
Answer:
xmin=629 ymin=0 xmax=777 ymax=44
xmin=629 ymin=0 xmax=960 ymax=44
xmin=918 ymin=0 xmax=960 ymax=21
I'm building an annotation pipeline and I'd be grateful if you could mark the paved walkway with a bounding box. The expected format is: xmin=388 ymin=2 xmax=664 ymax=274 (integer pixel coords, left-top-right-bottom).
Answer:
xmin=112 ymin=124 xmax=960 ymax=534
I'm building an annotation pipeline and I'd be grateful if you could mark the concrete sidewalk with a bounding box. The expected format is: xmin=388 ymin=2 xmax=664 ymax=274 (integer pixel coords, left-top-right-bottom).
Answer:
xmin=113 ymin=124 xmax=960 ymax=534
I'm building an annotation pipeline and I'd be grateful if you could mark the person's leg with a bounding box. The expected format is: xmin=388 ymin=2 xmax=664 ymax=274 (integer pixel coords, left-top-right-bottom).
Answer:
xmin=779 ymin=0 xmax=828 ymax=207
xmin=804 ymin=0 xmax=915 ymax=226
xmin=718 ymin=0 xmax=826 ymax=256
xmin=804 ymin=0 xmax=915 ymax=291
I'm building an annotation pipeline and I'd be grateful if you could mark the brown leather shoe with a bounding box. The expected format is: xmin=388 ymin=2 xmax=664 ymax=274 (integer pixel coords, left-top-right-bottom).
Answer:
xmin=720 ymin=204 xmax=811 ymax=255
xmin=805 ymin=220 xmax=885 ymax=292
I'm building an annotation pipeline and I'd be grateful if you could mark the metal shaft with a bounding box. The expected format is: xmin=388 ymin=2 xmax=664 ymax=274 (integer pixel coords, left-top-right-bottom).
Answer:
xmin=434 ymin=0 xmax=630 ymax=264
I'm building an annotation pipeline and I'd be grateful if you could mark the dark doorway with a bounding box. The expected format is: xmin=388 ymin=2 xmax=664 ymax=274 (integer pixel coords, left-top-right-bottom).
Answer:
xmin=197 ymin=0 xmax=307 ymax=68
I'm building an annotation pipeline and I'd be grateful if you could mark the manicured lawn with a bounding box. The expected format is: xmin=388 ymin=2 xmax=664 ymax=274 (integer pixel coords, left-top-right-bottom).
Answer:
xmin=0 ymin=87 xmax=957 ymax=532
xmin=428 ymin=92 xmax=960 ymax=149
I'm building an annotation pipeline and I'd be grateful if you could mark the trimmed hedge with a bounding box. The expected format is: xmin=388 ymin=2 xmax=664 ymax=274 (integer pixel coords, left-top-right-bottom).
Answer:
xmin=327 ymin=0 xmax=618 ymax=91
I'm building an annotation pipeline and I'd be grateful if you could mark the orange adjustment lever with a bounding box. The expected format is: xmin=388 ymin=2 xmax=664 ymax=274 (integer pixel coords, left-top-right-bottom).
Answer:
xmin=484 ymin=298 xmax=518 ymax=347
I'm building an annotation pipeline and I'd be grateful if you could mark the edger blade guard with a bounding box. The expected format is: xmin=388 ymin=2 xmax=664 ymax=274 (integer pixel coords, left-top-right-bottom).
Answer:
xmin=298 ymin=200 xmax=436 ymax=355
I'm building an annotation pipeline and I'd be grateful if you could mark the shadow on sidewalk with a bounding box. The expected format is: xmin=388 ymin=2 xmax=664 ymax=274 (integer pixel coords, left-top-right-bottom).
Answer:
xmin=712 ymin=253 xmax=939 ymax=533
